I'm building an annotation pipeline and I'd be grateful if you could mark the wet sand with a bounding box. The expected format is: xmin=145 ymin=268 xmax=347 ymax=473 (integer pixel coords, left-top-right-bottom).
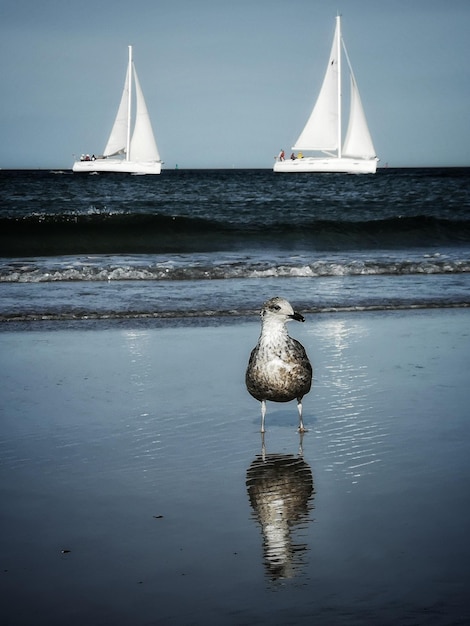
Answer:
xmin=1 ymin=309 xmax=470 ymax=625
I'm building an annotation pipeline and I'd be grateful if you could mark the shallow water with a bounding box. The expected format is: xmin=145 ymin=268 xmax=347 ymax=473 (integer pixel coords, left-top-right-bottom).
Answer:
xmin=1 ymin=309 xmax=469 ymax=624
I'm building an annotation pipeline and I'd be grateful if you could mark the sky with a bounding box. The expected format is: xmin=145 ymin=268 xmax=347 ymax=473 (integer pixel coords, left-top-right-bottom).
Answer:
xmin=1 ymin=0 xmax=469 ymax=169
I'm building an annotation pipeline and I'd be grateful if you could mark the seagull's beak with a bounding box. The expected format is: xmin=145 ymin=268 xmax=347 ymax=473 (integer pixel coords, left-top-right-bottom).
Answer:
xmin=291 ymin=311 xmax=305 ymax=322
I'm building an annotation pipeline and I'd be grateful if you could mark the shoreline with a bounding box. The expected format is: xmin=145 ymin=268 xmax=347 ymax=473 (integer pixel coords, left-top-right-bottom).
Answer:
xmin=1 ymin=300 xmax=469 ymax=327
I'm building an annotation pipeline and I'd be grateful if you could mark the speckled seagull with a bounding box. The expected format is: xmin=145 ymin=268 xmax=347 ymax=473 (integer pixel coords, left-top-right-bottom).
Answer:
xmin=246 ymin=297 xmax=312 ymax=433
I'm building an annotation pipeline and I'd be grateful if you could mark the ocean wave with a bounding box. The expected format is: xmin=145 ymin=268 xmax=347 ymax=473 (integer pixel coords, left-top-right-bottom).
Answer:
xmin=1 ymin=301 xmax=468 ymax=325
xmin=1 ymin=256 xmax=469 ymax=283
xmin=1 ymin=213 xmax=470 ymax=256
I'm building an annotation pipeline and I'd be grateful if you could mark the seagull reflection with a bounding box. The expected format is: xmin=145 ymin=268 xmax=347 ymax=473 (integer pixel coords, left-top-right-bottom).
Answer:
xmin=246 ymin=438 xmax=315 ymax=581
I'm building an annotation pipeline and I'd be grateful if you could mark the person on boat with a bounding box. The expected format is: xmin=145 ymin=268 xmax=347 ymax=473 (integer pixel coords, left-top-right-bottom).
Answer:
xmin=290 ymin=152 xmax=296 ymax=160
xmin=278 ymin=149 xmax=285 ymax=161
xmin=297 ymin=152 xmax=303 ymax=159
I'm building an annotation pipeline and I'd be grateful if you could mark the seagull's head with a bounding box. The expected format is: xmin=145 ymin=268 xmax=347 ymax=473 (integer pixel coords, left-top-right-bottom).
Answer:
xmin=261 ymin=297 xmax=305 ymax=324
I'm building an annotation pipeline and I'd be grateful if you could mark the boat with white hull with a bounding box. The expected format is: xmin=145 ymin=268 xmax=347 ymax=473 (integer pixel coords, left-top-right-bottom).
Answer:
xmin=274 ymin=15 xmax=378 ymax=174
xmin=73 ymin=46 xmax=162 ymax=175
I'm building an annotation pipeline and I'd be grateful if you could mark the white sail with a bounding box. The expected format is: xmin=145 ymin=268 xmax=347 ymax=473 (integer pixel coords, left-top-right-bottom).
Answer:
xmin=293 ymin=21 xmax=340 ymax=152
xmin=103 ymin=67 xmax=130 ymax=157
xmin=129 ymin=66 xmax=161 ymax=162
xmin=342 ymin=68 xmax=376 ymax=159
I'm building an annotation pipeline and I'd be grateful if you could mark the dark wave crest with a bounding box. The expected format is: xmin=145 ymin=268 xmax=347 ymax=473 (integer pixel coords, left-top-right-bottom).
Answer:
xmin=1 ymin=213 xmax=470 ymax=256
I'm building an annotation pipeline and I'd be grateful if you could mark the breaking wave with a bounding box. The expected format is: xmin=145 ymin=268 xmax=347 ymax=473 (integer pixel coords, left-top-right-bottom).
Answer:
xmin=1 ymin=254 xmax=469 ymax=283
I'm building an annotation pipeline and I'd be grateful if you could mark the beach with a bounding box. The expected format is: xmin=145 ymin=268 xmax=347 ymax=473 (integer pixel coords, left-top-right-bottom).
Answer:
xmin=1 ymin=308 xmax=469 ymax=625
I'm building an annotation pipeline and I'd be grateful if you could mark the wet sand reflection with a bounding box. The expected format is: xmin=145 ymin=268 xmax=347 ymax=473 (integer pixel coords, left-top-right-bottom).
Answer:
xmin=246 ymin=435 xmax=315 ymax=581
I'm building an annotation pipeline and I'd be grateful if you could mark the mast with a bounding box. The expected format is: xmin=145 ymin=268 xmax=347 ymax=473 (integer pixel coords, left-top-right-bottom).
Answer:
xmin=336 ymin=15 xmax=342 ymax=160
xmin=126 ymin=45 xmax=132 ymax=161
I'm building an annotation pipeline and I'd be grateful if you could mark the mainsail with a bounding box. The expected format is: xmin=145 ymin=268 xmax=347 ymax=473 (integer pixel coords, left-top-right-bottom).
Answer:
xmin=104 ymin=67 xmax=130 ymax=158
xmin=292 ymin=22 xmax=340 ymax=153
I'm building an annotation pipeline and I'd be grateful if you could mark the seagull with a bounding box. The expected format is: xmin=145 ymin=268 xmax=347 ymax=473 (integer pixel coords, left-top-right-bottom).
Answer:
xmin=246 ymin=297 xmax=312 ymax=433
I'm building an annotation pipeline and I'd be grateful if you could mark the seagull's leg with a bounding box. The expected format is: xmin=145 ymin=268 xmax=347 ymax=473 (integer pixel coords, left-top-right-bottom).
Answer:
xmin=261 ymin=400 xmax=266 ymax=433
xmin=297 ymin=397 xmax=306 ymax=432
xmin=298 ymin=430 xmax=305 ymax=457
xmin=261 ymin=431 xmax=266 ymax=460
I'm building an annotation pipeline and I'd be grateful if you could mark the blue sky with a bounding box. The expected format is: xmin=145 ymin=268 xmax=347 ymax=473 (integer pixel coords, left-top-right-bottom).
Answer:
xmin=1 ymin=0 xmax=469 ymax=169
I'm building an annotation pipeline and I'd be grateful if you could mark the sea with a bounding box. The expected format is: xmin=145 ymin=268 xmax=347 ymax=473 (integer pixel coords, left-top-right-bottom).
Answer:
xmin=1 ymin=167 xmax=469 ymax=326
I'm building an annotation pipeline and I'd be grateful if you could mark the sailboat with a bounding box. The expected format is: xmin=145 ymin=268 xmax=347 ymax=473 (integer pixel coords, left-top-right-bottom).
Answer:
xmin=73 ymin=46 xmax=162 ymax=174
xmin=274 ymin=16 xmax=378 ymax=174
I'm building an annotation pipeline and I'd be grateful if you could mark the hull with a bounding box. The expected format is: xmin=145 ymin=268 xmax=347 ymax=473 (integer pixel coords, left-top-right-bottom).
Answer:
xmin=273 ymin=157 xmax=377 ymax=174
xmin=72 ymin=158 xmax=162 ymax=175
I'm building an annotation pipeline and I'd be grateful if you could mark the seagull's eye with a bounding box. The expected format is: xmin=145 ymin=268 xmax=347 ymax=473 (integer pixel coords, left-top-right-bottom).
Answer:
xmin=272 ymin=304 xmax=281 ymax=311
